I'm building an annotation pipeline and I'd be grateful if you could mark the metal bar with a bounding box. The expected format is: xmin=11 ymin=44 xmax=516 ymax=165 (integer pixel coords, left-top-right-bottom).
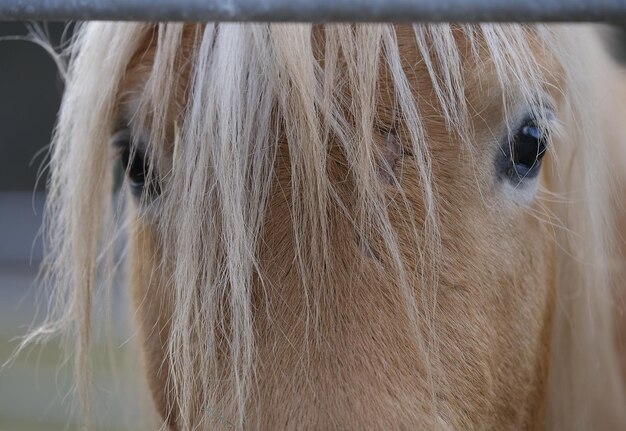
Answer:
xmin=0 ymin=0 xmax=625 ymax=22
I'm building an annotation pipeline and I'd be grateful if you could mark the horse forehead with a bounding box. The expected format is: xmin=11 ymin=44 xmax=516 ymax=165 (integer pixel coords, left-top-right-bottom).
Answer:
xmin=391 ymin=25 xmax=562 ymax=87
xmin=119 ymin=24 xmax=562 ymax=142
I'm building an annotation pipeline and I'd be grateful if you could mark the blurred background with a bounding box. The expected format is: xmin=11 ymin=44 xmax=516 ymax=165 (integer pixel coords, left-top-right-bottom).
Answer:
xmin=0 ymin=21 xmax=625 ymax=431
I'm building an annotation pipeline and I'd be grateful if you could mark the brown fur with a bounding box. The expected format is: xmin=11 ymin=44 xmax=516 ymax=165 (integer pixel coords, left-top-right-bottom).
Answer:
xmin=608 ymin=67 xmax=626 ymax=384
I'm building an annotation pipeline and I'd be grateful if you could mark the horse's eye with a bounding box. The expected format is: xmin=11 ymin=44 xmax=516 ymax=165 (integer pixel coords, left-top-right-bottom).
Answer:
xmin=119 ymin=146 xmax=147 ymax=195
xmin=497 ymin=116 xmax=550 ymax=186
xmin=112 ymin=132 xmax=160 ymax=200
xmin=512 ymin=119 xmax=548 ymax=176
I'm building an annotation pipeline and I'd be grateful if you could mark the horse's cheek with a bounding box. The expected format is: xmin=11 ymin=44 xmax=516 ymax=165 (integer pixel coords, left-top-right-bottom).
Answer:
xmin=425 ymin=198 xmax=552 ymax=428
xmin=493 ymin=210 xmax=556 ymax=428
xmin=130 ymin=216 xmax=179 ymax=429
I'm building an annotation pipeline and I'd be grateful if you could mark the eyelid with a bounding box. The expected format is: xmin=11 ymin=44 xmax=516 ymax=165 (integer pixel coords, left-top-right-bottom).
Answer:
xmin=110 ymin=129 xmax=149 ymax=164
xmin=111 ymin=129 xmax=132 ymax=150
xmin=504 ymin=106 xmax=555 ymax=143
xmin=529 ymin=105 xmax=556 ymax=129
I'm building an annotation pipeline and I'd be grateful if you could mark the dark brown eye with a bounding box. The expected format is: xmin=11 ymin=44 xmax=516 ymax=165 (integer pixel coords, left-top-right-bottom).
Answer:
xmin=497 ymin=115 xmax=550 ymax=184
xmin=512 ymin=119 xmax=548 ymax=176
xmin=112 ymin=131 xmax=160 ymax=200
xmin=119 ymin=145 xmax=147 ymax=195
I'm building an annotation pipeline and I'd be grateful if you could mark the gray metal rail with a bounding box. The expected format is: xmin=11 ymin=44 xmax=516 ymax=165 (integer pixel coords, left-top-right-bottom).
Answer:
xmin=1 ymin=0 xmax=625 ymax=22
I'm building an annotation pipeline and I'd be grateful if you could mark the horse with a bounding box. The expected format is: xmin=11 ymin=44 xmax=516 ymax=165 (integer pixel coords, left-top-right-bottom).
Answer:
xmin=24 ymin=22 xmax=626 ymax=429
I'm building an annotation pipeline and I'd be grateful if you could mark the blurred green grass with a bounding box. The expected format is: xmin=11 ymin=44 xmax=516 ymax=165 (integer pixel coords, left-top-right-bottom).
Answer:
xmin=0 ymin=271 xmax=146 ymax=431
